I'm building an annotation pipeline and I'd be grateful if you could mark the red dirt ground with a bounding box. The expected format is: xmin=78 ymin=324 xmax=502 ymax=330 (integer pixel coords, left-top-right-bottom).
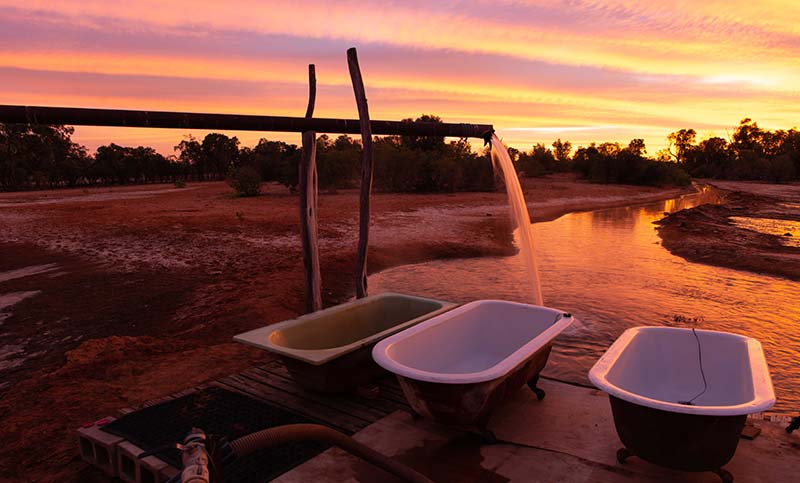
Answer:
xmin=0 ymin=176 xmax=689 ymax=482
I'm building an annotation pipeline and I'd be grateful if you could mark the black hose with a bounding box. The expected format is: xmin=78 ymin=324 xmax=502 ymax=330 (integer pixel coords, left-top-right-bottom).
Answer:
xmin=230 ymin=423 xmax=434 ymax=483
xmin=679 ymin=327 xmax=708 ymax=406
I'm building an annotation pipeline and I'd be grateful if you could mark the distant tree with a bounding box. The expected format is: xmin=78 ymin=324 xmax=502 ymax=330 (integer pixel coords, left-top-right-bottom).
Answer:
xmin=517 ymin=143 xmax=556 ymax=177
xmin=0 ymin=123 xmax=89 ymax=190
xmin=240 ymin=138 xmax=300 ymax=189
xmin=175 ymin=136 xmax=205 ymax=180
xmin=597 ymin=142 xmax=621 ymax=157
xmin=572 ymin=138 xmax=688 ymax=186
xmin=92 ymin=144 xmax=170 ymax=185
xmin=667 ymin=128 xmax=697 ymax=164
xmin=400 ymin=115 xmax=445 ymax=152
xmin=732 ymin=118 xmax=763 ymax=153
xmin=767 ymin=155 xmax=797 ymax=183
xmin=317 ymin=135 xmax=361 ymax=189
xmin=201 ymin=133 xmax=239 ymax=179
xmin=552 ymin=138 xmax=572 ymax=163
xmin=626 ymin=139 xmax=646 ymax=157
xmin=451 ymin=138 xmax=494 ymax=191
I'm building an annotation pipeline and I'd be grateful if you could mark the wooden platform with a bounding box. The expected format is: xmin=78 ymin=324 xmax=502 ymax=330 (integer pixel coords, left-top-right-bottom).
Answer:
xmin=120 ymin=359 xmax=411 ymax=437
xmin=110 ymin=361 xmax=800 ymax=482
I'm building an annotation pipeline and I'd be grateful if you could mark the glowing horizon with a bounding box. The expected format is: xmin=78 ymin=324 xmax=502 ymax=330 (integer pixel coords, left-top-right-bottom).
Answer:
xmin=1 ymin=1 xmax=798 ymax=155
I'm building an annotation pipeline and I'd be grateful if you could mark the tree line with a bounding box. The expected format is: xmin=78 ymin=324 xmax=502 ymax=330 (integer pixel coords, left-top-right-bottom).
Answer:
xmin=664 ymin=119 xmax=799 ymax=183
xmin=1 ymin=116 xmax=797 ymax=193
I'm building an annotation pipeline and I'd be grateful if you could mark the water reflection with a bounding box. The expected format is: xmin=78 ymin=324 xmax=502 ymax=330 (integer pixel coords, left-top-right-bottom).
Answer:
xmin=730 ymin=216 xmax=800 ymax=247
xmin=371 ymin=187 xmax=800 ymax=413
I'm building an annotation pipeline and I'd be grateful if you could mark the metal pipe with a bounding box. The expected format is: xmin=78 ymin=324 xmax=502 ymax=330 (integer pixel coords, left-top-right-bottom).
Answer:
xmin=230 ymin=423 xmax=434 ymax=483
xmin=0 ymin=105 xmax=492 ymax=139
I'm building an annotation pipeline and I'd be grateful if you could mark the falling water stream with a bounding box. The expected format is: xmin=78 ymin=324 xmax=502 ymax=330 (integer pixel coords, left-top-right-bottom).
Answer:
xmin=490 ymin=133 xmax=543 ymax=305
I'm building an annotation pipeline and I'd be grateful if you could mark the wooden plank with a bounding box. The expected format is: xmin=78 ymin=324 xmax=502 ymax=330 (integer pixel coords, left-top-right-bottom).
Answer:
xmin=373 ymin=383 xmax=410 ymax=407
xmin=245 ymin=367 xmax=406 ymax=418
xmin=233 ymin=370 xmax=409 ymax=425
xmin=211 ymin=377 xmax=364 ymax=434
xmin=299 ymin=64 xmax=322 ymax=313
xmin=257 ymin=359 xmax=297 ymax=379
xmin=239 ymin=369 xmax=388 ymax=421
xmin=347 ymin=47 xmax=374 ymax=299
xmin=256 ymin=362 xmax=409 ymax=410
xmin=214 ymin=375 xmax=365 ymax=434
xmin=212 ymin=378 xmax=359 ymax=435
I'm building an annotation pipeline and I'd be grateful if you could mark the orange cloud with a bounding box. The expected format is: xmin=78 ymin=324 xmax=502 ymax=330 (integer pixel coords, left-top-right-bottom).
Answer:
xmin=0 ymin=1 xmax=797 ymax=153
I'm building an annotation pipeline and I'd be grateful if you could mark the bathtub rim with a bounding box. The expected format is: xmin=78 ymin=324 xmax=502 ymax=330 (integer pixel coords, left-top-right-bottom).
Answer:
xmin=372 ymin=299 xmax=574 ymax=384
xmin=233 ymin=292 xmax=456 ymax=366
xmin=588 ymin=326 xmax=775 ymax=416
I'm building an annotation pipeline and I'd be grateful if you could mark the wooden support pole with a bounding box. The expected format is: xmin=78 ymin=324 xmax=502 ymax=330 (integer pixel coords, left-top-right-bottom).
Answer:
xmin=299 ymin=64 xmax=322 ymax=313
xmin=347 ymin=48 xmax=373 ymax=299
xmin=0 ymin=105 xmax=492 ymax=139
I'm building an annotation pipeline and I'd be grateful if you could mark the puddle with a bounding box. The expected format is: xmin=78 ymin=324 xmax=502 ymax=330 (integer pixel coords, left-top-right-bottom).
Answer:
xmin=0 ymin=264 xmax=59 ymax=283
xmin=0 ymin=343 xmax=26 ymax=370
xmin=0 ymin=290 xmax=41 ymax=310
xmin=0 ymin=290 xmax=41 ymax=327
xmin=352 ymin=433 xmax=509 ymax=483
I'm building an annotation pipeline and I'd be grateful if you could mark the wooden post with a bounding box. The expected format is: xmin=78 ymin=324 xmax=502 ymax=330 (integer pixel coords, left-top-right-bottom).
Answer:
xmin=347 ymin=47 xmax=374 ymax=299
xmin=299 ymin=64 xmax=322 ymax=313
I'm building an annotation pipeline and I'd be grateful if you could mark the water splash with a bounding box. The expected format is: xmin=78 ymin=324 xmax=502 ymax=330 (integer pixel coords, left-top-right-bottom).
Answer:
xmin=490 ymin=133 xmax=544 ymax=305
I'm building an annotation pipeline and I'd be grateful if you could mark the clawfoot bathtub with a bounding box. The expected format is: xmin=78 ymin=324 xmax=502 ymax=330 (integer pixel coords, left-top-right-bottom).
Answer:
xmin=590 ymin=327 xmax=775 ymax=482
xmin=373 ymin=300 xmax=574 ymax=442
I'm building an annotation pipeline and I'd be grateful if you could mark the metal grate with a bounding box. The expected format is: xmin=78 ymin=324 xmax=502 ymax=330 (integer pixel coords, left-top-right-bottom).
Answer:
xmin=102 ymin=387 xmax=330 ymax=482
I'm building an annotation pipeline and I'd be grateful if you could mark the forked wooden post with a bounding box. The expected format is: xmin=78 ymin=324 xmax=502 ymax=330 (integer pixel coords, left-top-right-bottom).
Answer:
xmin=347 ymin=48 xmax=374 ymax=299
xmin=299 ymin=64 xmax=322 ymax=312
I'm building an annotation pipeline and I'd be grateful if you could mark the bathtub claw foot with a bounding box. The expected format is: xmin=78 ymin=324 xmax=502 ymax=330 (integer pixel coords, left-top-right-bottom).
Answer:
xmin=527 ymin=378 xmax=546 ymax=401
xmin=479 ymin=429 xmax=498 ymax=445
xmin=616 ymin=447 xmax=634 ymax=464
xmin=712 ymin=468 xmax=733 ymax=483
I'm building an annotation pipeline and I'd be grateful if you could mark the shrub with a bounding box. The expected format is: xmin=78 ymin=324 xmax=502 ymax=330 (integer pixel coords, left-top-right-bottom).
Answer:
xmin=227 ymin=166 xmax=261 ymax=197
xmin=173 ymin=179 xmax=186 ymax=188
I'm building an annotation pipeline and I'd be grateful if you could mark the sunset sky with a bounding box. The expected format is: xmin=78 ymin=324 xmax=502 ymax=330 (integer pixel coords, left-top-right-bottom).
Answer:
xmin=1 ymin=0 xmax=799 ymax=155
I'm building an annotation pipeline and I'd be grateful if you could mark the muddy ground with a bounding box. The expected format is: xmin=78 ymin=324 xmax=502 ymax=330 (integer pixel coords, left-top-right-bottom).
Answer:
xmin=656 ymin=180 xmax=800 ymax=281
xmin=0 ymin=175 xmax=690 ymax=482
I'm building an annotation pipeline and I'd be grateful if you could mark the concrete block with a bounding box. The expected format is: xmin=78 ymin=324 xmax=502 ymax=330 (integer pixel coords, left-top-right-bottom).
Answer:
xmin=77 ymin=418 xmax=124 ymax=476
xmin=117 ymin=440 xmax=175 ymax=483
xmin=159 ymin=465 xmax=180 ymax=483
xmin=117 ymin=441 xmax=139 ymax=483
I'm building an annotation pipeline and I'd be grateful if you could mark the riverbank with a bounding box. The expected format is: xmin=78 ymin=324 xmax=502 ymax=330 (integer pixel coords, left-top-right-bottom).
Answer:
xmin=656 ymin=180 xmax=800 ymax=281
xmin=0 ymin=175 xmax=691 ymax=481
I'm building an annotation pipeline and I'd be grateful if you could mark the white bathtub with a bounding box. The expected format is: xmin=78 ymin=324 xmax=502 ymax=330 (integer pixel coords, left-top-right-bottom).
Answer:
xmin=589 ymin=326 xmax=775 ymax=478
xmin=590 ymin=326 xmax=775 ymax=415
xmin=372 ymin=300 xmax=574 ymax=439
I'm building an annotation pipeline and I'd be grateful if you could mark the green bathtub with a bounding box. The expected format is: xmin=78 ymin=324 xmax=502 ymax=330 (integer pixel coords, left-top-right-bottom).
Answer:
xmin=233 ymin=292 xmax=455 ymax=393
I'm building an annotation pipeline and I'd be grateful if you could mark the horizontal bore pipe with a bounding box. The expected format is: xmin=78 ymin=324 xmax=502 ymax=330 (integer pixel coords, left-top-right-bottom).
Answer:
xmin=0 ymin=105 xmax=492 ymax=139
xmin=230 ymin=423 xmax=434 ymax=483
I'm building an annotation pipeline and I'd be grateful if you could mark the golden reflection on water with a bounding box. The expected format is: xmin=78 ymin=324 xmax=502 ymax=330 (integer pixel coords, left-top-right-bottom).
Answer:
xmin=730 ymin=216 xmax=800 ymax=247
xmin=371 ymin=187 xmax=800 ymax=413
